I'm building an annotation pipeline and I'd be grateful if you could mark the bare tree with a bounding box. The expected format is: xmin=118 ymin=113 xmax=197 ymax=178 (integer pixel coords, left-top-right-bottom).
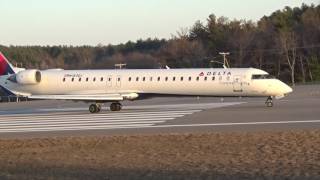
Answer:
xmin=280 ymin=31 xmax=297 ymax=86
xmin=299 ymin=55 xmax=306 ymax=83
xmin=305 ymin=58 xmax=314 ymax=81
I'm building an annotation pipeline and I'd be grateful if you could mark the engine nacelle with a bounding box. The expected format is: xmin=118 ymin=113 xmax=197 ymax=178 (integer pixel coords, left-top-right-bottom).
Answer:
xmin=15 ymin=69 xmax=41 ymax=85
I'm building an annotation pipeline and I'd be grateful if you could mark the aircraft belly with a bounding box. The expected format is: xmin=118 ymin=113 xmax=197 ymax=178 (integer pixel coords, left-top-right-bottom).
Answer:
xmin=137 ymin=83 xmax=237 ymax=96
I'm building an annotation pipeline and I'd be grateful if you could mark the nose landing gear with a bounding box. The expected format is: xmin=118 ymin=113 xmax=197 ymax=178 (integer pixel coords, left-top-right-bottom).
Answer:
xmin=265 ymin=96 xmax=273 ymax=107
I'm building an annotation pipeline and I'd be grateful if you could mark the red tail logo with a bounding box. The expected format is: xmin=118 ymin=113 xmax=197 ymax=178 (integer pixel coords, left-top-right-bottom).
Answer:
xmin=0 ymin=52 xmax=15 ymax=75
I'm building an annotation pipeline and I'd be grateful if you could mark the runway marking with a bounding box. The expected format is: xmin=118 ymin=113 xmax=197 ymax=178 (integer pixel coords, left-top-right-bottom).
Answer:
xmin=0 ymin=124 xmax=155 ymax=133
xmin=147 ymin=120 xmax=320 ymax=128
xmin=3 ymin=120 xmax=320 ymax=133
xmin=0 ymin=110 xmax=199 ymax=119
xmin=0 ymin=109 xmax=199 ymax=133
xmin=0 ymin=120 xmax=169 ymax=129
xmin=0 ymin=102 xmax=244 ymax=133
xmin=0 ymin=116 xmax=182 ymax=123
xmin=0 ymin=102 xmax=244 ymax=115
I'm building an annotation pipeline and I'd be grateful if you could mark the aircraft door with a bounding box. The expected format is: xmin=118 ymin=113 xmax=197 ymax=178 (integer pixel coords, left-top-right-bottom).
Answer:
xmin=107 ymin=75 xmax=112 ymax=87
xmin=116 ymin=75 xmax=121 ymax=88
xmin=233 ymin=75 xmax=243 ymax=92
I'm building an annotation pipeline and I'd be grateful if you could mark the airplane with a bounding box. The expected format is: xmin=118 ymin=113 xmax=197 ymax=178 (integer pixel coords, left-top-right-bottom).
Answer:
xmin=0 ymin=52 xmax=292 ymax=113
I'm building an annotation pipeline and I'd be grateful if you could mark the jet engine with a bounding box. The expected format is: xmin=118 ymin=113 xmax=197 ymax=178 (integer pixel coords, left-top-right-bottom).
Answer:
xmin=9 ymin=69 xmax=42 ymax=85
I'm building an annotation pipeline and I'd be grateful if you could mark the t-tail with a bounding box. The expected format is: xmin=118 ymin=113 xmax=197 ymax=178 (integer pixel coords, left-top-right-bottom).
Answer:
xmin=0 ymin=52 xmax=16 ymax=75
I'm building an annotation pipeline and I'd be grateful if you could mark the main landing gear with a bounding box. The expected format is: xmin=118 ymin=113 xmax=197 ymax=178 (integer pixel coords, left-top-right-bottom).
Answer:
xmin=89 ymin=102 xmax=122 ymax=113
xmin=265 ymin=96 xmax=273 ymax=107
xmin=110 ymin=102 xmax=122 ymax=111
xmin=89 ymin=103 xmax=102 ymax=113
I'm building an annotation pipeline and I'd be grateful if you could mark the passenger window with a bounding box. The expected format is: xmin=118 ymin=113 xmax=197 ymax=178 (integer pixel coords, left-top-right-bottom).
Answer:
xmin=86 ymin=77 xmax=89 ymax=82
xmin=93 ymin=77 xmax=96 ymax=82
xmin=79 ymin=78 xmax=82 ymax=82
xmin=212 ymin=76 xmax=215 ymax=81
xmin=136 ymin=77 xmax=139 ymax=81
xmin=117 ymin=77 xmax=120 ymax=81
xmin=101 ymin=77 xmax=103 ymax=81
xmin=150 ymin=77 xmax=153 ymax=81
xmin=204 ymin=77 xmax=207 ymax=81
xmin=189 ymin=77 xmax=192 ymax=81
xmin=252 ymin=74 xmax=275 ymax=79
xmin=180 ymin=77 xmax=184 ymax=81
xmin=71 ymin=78 xmax=74 ymax=82
xmin=173 ymin=77 xmax=176 ymax=81
xmin=196 ymin=77 xmax=199 ymax=81
xmin=165 ymin=77 xmax=168 ymax=81
xmin=143 ymin=77 xmax=146 ymax=81
xmin=63 ymin=78 xmax=66 ymax=82
xmin=157 ymin=77 xmax=160 ymax=81
xmin=108 ymin=78 xmax=111 ymax=81
xmin=129 ymin=77 xmax=132 ymax=81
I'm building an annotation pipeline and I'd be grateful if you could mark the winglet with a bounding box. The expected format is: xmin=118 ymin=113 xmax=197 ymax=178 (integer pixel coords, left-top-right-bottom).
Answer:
xmin=0 ymin=52 xmax=15 ymax=76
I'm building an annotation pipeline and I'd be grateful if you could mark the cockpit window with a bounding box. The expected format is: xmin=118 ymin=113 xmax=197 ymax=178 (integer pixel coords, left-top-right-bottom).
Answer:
xmin=252 ymin=74 xmax=275 ymax=79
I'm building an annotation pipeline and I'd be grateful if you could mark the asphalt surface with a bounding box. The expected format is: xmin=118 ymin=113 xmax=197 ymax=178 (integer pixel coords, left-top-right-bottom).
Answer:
xmin=0 ymin=84 xmax=319 ymax=138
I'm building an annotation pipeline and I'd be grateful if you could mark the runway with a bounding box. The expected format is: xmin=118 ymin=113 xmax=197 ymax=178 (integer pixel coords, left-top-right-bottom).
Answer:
xmin=0 ymin=84 xmax=319 ymax=138
xmin=0 ymin=102 xmax=241 ymax=133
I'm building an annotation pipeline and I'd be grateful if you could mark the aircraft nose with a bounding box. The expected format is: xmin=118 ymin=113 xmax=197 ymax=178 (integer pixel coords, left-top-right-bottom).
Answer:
xmin=283 ymin=83 xmax=293 ymax=94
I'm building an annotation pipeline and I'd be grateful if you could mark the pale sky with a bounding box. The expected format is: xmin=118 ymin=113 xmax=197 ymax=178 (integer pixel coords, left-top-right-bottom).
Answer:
xmin=0 ymin=0 xmax=318 ymax=46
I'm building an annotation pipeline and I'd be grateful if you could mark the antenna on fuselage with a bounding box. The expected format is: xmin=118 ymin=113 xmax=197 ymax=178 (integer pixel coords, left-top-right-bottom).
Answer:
xmin=219 ymin=52 xmax=230 ymax=69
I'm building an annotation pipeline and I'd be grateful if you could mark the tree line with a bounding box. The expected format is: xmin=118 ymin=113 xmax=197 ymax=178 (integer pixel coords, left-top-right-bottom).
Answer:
xmin=0 ymin=3 xmax=319 ymax=85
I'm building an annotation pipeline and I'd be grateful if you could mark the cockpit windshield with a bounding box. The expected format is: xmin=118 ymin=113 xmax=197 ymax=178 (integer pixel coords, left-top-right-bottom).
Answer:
xmin=251 ymin=74 xmax=275 ymax=80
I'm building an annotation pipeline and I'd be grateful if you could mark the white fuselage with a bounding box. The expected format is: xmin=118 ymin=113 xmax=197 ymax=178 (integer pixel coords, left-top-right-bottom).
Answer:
xmin=0 ymin=68 xmax=292 ymax=100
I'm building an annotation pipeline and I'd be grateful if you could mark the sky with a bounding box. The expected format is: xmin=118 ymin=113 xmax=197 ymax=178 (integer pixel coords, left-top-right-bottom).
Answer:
xmin=0 ymin=0 xmax=318 ymax=46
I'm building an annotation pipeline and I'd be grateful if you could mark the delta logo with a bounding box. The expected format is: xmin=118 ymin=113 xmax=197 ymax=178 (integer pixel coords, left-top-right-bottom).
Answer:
xmin=199 ymin=72 xmax=204 ymax=76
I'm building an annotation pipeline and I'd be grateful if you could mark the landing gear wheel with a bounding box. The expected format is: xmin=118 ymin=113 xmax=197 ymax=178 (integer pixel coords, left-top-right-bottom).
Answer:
xmin=96 ymin=104 xmax=101 ymax=113
xmin=89 ymin=104 xmax=102 ymax=113
xmin=89 ymin=104 xmax=97 ymax=113
xmin=266 ymin=102 xmax=273 ymax=107
xmin=110 ymin=102 xmax=122 ymax=111
xmin=265 ymin=96 xmax=273 ymax=107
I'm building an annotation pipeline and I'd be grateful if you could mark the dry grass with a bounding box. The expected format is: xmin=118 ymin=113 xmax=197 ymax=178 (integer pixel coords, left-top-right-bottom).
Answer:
xmin=0 ymin=131 xmax=319 ymax=179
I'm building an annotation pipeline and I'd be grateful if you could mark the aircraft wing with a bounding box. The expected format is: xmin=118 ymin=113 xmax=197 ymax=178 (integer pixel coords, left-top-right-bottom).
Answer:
xmin=28 ymin=94 xmax=124 ymax=101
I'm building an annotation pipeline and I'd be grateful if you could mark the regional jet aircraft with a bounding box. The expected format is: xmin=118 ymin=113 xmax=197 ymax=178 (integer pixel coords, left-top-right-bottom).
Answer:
xmin=0 ymin=52 xmax=292 ymax=113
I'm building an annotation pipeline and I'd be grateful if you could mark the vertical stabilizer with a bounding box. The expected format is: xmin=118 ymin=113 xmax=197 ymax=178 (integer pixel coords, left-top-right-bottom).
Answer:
xmin=0 ymin=52 xmax=15 ymax=75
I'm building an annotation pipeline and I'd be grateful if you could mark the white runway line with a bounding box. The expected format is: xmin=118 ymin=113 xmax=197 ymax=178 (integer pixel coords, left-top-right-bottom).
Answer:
xmin=0 ymin=112 xmax=194 ymax=120
xmin=0 ymin=120 xmax=169 ymax=129
xmin=0 ymin=116 xmax=177 ymax=125
xmin=147 ymin=120 xmax=320 ymax=128
xmin=0 ymin=106 xmax=204 ymax=133
xmin=0 ymin=124 xmax=155 ymax=133
xmin=0 ymin=102 xmax=244 ymax=133
xmin=0 ymin=110 xmax=199 ymax=119
xmin=0 ymin=102 xmax=243 ymax=114
xmin=0 ymin=116 xmax=181 ymax=124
